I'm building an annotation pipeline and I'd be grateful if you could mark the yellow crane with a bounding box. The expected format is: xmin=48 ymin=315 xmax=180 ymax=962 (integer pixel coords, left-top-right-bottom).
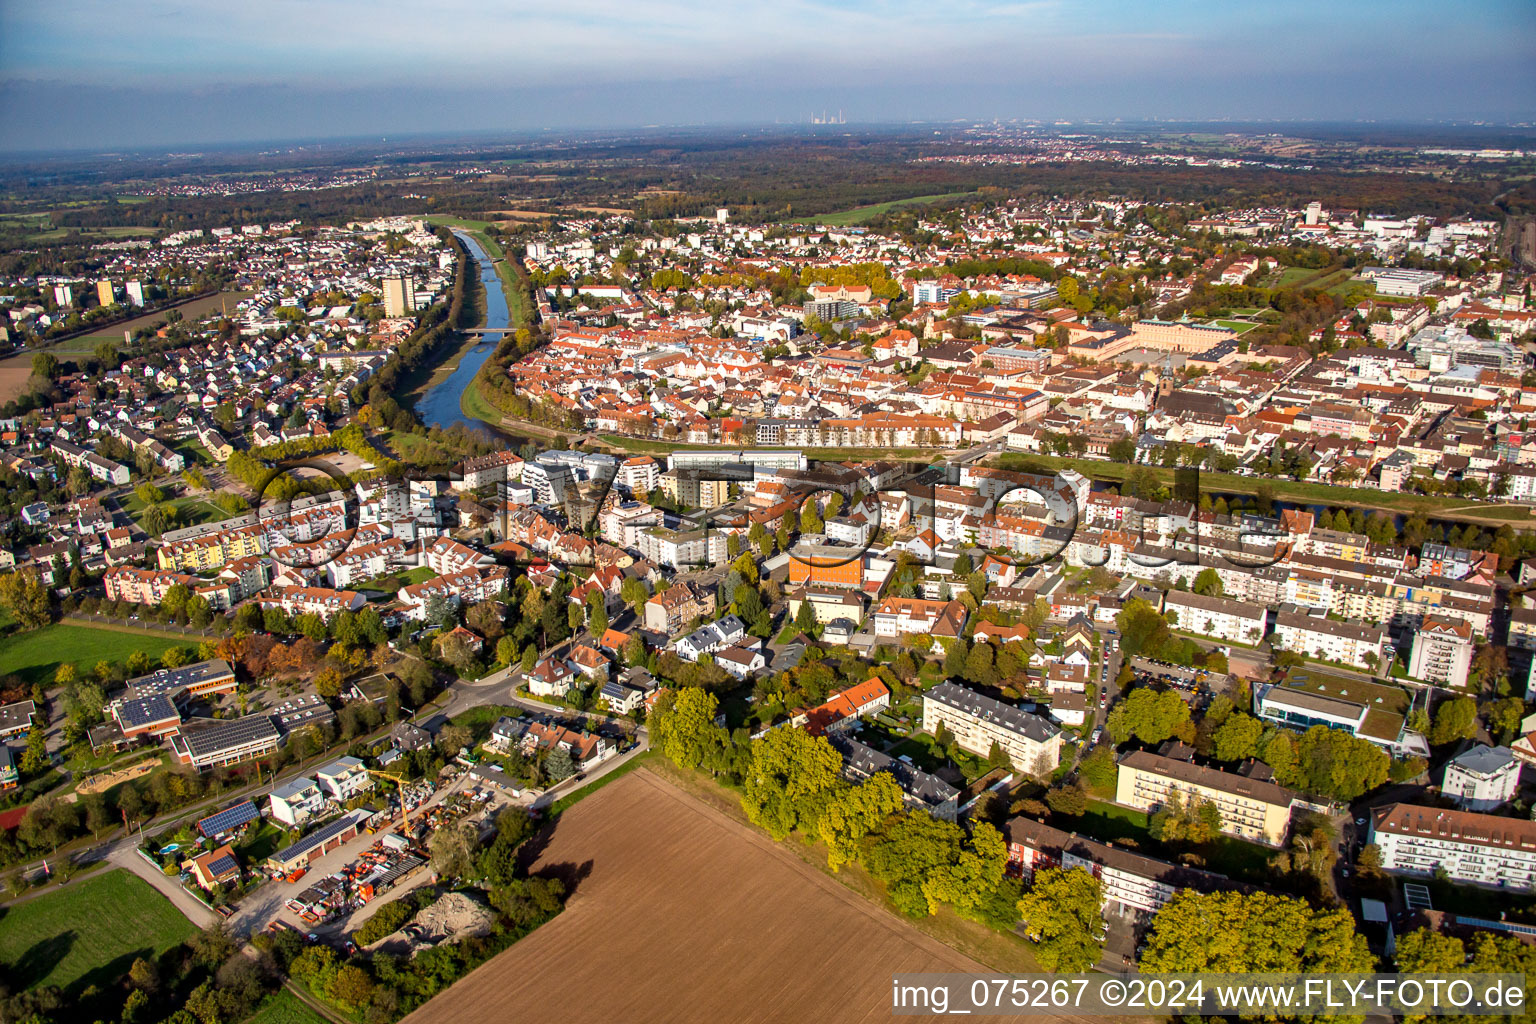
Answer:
xmin=366 ymin=768 xmax=415 ymax=831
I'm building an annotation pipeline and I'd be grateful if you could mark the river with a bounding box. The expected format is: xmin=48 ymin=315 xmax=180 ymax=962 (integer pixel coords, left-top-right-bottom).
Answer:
xmin=414 ymin=230 xmax=509 ymax=437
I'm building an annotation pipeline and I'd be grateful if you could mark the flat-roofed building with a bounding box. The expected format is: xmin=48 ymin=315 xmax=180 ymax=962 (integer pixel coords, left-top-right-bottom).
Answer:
xmin=922 ymin=681 xmax=1062 ymax=773
xmin=268 ymin=776 xmax=325 ymax=826
xmin=1370 ymin=803 xmax=1536 ymax=891
xmin=170 ymin=715 xmax=282 ymax=770
xmin=786 ymin=541 xmax=865 ymax=590
xmin=0 ymin=700 xmax=36 ymax=739
xmin=1254 ymin=669 xmax=1427 ymax=757
xmin=112 ymin=693 xmax=182 ymax=739
xmin=126 ymin=659 xmax=237 ymax=702
xmin=1115 ymin=749 xmax=1297 ymax=846
xmin=1441 ymin=745 xmax=1520 ymax=812
xmin=315 ymin=756 xmax=373 ymax=802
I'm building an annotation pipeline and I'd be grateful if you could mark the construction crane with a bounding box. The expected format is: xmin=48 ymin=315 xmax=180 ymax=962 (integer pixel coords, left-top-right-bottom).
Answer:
xmin=366 ymin=768 xmax=415 ymax=831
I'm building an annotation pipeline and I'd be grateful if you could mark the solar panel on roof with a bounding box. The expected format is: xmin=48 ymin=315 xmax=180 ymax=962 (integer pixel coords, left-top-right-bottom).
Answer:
xmin=197 ymin=800 xmax=260 ymax=837
xmin=206 ymin=853 xmax=239 ymax=876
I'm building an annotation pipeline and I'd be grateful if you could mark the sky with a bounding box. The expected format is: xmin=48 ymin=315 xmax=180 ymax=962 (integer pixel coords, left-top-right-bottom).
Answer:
xmin=0 ymin=0 xmax=1533 ymax=153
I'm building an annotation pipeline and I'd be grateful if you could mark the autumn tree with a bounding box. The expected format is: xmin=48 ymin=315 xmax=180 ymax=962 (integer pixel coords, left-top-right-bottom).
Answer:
xmin=741 ymin=726 xmax=843 ymax=840
xmin=817 ymin=772 xmax=903 ymax=870
xmin=1017 ymin=867 xmax=1104 ymax=972
xmin=0 ymin=570 xmax=51 ymax=630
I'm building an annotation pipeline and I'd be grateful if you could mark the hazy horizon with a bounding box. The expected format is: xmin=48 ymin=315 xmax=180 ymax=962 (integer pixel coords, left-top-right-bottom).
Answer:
xmin=2 ymin=0 xmax=1533 ymax=154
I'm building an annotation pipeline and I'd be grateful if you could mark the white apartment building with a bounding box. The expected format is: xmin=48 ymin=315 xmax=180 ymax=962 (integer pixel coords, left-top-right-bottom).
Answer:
xmin=922 ymin=681 xmax=1062 ymax=773
xmin=1370 ymin=803 xmax=1536 ymax=891
xmin=1408 ymin=615 xmax=1475 ymax=688
xmin=268 ymin=776 xmax=325 ymax=826
xmin=1163 ymin=591 xmax=1268 ymax=645
xmin=1005 ymin=817 xmax=1239 ymax=915
xmin=315 ymin=756 xmax=374 ymax=802
xmin=1272 ymin=606 xmax=1389 ymax=670
xmin=1441 ymin=746 xmax=1520 ymax=812
xmin=618 ymin=456 xmax=660 ymax=493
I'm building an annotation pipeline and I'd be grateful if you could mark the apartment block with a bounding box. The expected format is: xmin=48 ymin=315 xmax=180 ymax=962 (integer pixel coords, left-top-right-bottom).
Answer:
xmin=1408 ymin=615 xmax=1475 ymax=687
xmin=1272 ymin=606 xmax=1389 ymax=670
xmin=922 ymin=681 xmax=1062 ymax=773
xmin=1005 ymin=816 xmax=1243 ymax=914
xmin=1163 ymin=590 xmax=1268 ymax=645
xmin=1115 ymin=749 xmax=1297 ymax=846
xmin=1370 ymin=803 xmax=1536 ymax=891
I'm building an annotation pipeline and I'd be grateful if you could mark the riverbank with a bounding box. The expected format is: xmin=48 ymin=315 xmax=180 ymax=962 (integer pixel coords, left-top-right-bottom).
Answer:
xmin=422 ymin=218 xmax=536 ymax=435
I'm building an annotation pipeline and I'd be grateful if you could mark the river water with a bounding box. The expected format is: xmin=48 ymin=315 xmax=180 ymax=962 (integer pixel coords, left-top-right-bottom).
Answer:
xmin=414 ymin=230 xmax=509 ymax=436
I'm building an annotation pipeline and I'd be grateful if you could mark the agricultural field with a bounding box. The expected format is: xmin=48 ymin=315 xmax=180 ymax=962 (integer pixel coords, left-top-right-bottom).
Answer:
xmin=0 ymin=869 xmax=197 ymax=992
xmin=0 ymin=623 xmax=187 ymax=686
xmin=403 ymin=769 xmax=1028 ymax=1024
xmin=806 ymin=192 xmax=974 ymax=227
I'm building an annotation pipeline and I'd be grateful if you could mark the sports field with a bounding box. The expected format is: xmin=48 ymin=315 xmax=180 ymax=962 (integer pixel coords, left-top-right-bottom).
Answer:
xmin=404 ymin=769 xmax=1067 ymax=1024
xmin=0 ymin=623 xmax=187 ymax=686
xmin=0 ymin=869 xmax=197 ymax=992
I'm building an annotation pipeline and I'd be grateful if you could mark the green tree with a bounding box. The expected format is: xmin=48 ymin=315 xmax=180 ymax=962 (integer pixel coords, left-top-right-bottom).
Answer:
xmin=1079 ymin=745 xmax=1118 ymax=795
xmin=817 ymin=773 xmax=904 ymax=870
xmin=1212 ymin=712 xmax=1263 ymax=762
xmin=429 ymin=821 xmax=477 ymax=880
xmin=0 ymin=570 xmax=51 ymax=630
xmin=1141 ymin=890 xmax=1373 ymax=978
xmin=1288 ymin=724 xmax=1387 ymax=801
xmin=1192 ymin=568 xmax=1224 ymax=597
xmin=545 ymin=745 xmax=576 ymax=781
xmin=1429 ymin=696 xmax=1477 ymax=746
xmin=587 ymin=593 xmax=609 ymax=636
xmin=921 ymin=822 xmax=1009 ymax=919
xmin=650 ymin=687 xmax=722 ymax=771
xmin=1106 ymin=687 xmax=1190 ymax=746
xmin=865 ymin=811 xmax=965 ymax=918
xmin=741 ymin=726 xmax=843 ymax=840
xmin=1017 ymin=867 xmax=1104 ymax=972
xmin=18 ymin=726 xmax=48 ymax=774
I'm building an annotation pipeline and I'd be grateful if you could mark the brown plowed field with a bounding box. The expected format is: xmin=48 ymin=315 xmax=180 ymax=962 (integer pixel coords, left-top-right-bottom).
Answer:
xmin=404 ymin=768 xmax=1046 ymax=1024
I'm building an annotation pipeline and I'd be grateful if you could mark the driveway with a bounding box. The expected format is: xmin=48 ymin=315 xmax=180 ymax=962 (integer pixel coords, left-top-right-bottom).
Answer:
xmin=107 ymin=838 xmax=220 ymax=929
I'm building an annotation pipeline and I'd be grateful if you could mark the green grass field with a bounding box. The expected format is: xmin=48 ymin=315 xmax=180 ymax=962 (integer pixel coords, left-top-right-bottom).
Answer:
xmin=0 ymin=869 xmax=197 ymax=992
xmin=118 ymin=491 xmax=230 ymax=530
xmin=244 ymin=989 xmax=329 ymax=1024
xmin=0 ymin=624 xmax=188 ymax=686
xmin=1276 ymin=266 xmax=1326 ymax=287
xmin=1213 ymin=320 xmax=1258 ymax=334
xmin=805 ymin=193 xmax=975 ymax=227
xmin=243 ymin=989 xmax=330 ymax=1024
xmin=379 ymin=428 xmax=458 ymax=466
